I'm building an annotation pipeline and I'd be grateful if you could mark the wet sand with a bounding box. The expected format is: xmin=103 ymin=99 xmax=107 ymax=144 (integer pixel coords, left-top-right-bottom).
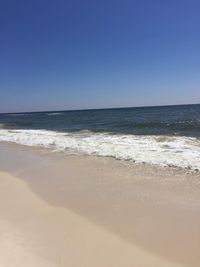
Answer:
xmin=0 ymin=142 xmax=200 ymax=267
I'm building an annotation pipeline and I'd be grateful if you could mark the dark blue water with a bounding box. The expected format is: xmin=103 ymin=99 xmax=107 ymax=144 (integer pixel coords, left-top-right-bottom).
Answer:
xmin=0 ymin=104 xmax=200 ymax=137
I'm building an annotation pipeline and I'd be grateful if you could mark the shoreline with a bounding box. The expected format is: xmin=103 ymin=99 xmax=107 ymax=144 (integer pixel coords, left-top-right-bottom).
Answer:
xmin=1 ymin=129 xmax=200 ymax=172
xmin=0 ymin=142 xmax=200 ymax=266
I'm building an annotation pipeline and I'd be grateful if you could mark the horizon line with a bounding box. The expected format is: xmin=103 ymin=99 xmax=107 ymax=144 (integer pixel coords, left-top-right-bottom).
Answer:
xmin=0 ymin=102 xmax=200 ymax=115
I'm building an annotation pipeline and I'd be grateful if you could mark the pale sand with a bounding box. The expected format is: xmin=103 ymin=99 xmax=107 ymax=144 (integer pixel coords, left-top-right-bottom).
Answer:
xmin=0 ymin=143 xmax=200 ymax=267
xmin=0 ymin=171 xmax=182 ymax=267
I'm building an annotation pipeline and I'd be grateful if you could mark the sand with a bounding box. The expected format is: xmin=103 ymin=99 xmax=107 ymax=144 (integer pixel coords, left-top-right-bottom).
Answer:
xmin=0 ymin=142 xmax=200 ymax=267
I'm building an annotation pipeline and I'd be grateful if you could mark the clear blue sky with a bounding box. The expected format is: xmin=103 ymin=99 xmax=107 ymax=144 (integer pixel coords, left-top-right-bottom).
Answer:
xmin=0 ymin=0 xmax=200 ymax=112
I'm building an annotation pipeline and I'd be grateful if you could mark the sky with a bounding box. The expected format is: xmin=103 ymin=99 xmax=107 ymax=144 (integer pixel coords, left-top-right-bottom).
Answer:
xmin=0 ymin=0 xmax=200 ymax=113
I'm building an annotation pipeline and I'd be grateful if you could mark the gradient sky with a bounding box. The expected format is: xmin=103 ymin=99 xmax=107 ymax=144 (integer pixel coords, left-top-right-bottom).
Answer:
xmin=0 ymin=0 xmax=200 ymax=112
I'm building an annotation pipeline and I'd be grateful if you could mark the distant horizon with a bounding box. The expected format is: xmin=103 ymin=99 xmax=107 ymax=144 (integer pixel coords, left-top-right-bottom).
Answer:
xmin=1 ymin=102 xmax=200 ymax=115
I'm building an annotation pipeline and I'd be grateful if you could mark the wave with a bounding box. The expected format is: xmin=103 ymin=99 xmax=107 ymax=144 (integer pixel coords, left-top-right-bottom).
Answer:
xmin=0 ymin=129 xmax=200 ymax=171
xmin=46 ymin=113 xmax=62 ymax=116
xmin=1 ymin=121 xmax=33 ymax=128
xmin=120 ymin=119 xmax=200 ymax=130
xmin=5 ymin=113 xmax=31 ymax=116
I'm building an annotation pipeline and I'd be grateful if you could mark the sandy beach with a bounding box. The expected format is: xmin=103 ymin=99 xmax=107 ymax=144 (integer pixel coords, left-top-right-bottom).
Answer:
xmin=1 ymin=0 xmax=200 ymax=265
xmin=0 ymin=142 xmax=200 ymax=267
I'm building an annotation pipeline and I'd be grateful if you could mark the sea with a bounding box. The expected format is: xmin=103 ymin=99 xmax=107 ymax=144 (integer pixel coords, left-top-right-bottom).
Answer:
xmin=0 ymin=104 xmax=200 ymax=171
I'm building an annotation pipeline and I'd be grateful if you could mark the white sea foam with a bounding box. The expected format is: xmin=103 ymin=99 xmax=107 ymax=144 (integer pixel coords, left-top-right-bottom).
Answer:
xmin=46 ymin=113 xmax=62 ymax=116
xmin=5 ymin=113 xmax=31 ymax=116
xmin=0 ymin=129 xmax=200 ymax=171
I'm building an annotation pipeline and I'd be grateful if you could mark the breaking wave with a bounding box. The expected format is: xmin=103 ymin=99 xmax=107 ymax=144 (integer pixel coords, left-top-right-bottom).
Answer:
xmin=0 ymin=129 xmax=200 ymax=171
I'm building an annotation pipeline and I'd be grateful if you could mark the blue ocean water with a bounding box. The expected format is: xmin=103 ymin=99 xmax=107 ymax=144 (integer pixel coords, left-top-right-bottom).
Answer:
xmin=0 ymin=104 xmax=200 ymax=171
xmin=0 ymin=104 xmax=200 ymax=137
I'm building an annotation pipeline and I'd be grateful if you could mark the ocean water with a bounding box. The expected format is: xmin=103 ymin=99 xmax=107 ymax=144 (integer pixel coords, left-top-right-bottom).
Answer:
xmin=0 ymin=104 xmax=200 ymax=171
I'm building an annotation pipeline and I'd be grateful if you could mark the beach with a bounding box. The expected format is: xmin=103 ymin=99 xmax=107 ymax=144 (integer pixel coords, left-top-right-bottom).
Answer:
xmin=0 ymin=142 xmax=200 ymax=267
xmin=1 ymin=0 xmax=200 ymax=263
